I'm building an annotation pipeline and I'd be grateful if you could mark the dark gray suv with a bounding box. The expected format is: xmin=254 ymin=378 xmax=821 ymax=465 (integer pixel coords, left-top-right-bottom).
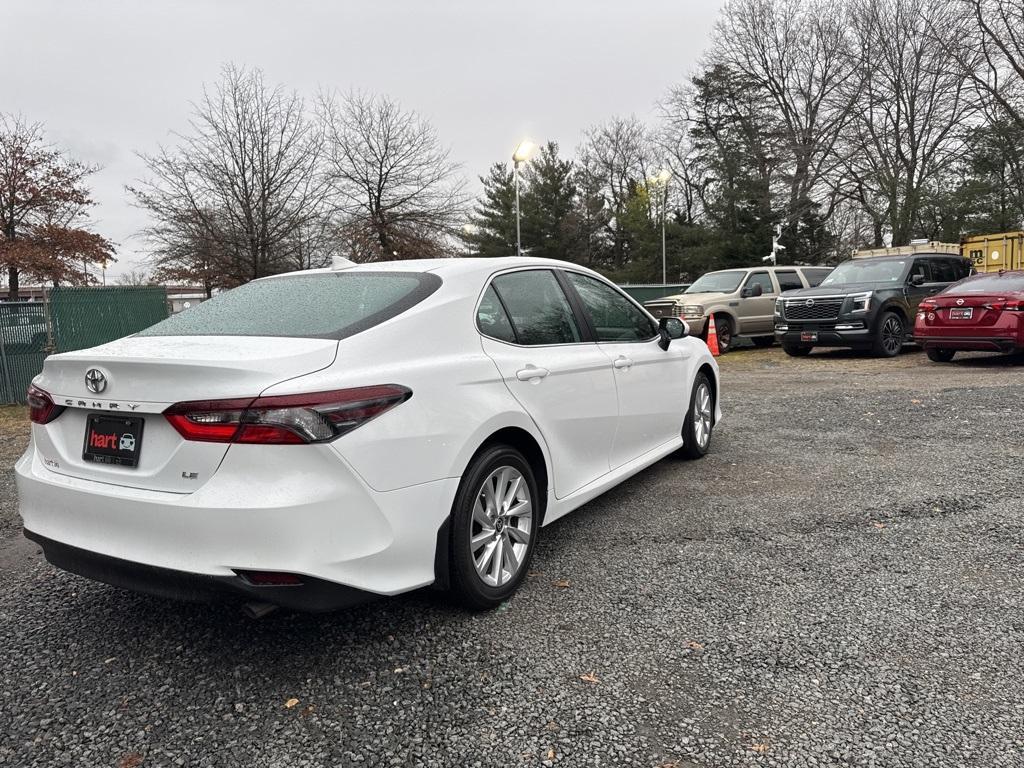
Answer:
xmin=774 ymin=253 xmax=972 ymax=357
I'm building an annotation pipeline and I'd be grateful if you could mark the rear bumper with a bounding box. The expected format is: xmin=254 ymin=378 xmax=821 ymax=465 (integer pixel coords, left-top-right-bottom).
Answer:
xmin=24 ymin=529 xmax=373 ymax=612
xmin=914 ymin=334 xmax=1020 ymax=352
xmin=16 ymin=444 xmax=459 ymax=607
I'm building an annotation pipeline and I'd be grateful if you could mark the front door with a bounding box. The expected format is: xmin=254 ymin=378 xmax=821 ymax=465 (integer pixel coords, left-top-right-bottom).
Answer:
xmin=737 ymin=271 xmax=777 ymax=334
xmin=479 ymin=270 xmax=618 ymax=498
xmin=561 ymin=271 xmax=689 ymax=468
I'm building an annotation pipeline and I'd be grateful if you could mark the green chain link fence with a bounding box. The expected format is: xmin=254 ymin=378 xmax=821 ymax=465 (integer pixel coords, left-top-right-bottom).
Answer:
xmin=0 ymin=286 xmax=169 ymax=404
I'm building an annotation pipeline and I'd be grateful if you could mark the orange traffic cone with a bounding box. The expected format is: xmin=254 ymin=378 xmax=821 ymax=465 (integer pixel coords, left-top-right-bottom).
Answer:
xmin=705 ymin=314 xmax=720 ymax=357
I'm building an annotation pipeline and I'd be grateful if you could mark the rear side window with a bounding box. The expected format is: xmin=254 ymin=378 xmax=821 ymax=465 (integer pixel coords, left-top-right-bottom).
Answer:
xmin=476 ymin=285 xmax=517 ymax=343
xmin=491 ymin=270 xmax=582 ymax=345
xmin=564 ymin=272 xmax=656 ymax=341
xmin=775 ymin=270 xmax=803 ymax=291
xmin=800 ymin=267 xmax=833 ymax=287
xmin=138 ymin=272 xmax=441 ymax=339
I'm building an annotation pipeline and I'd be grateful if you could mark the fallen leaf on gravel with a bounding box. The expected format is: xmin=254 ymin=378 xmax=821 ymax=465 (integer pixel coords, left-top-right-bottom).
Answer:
xmin=552 ymin=579 xmax=571 ymax=588
xmin=118 ymin=753 xmax=144 ymax=768
xmin=284 ymin=698 xmax=299 ymax=708
xmin=544 ymin=719 xmax=559 ymax=732
xmin=104 ymin=657 xmax=117 ymax=664
xmin=546 ymin=747 xmax=556 ymax=760
xmin=579 ymin=672 xmax=600 ymax=684
xmin=301 ymin=705 xmax=315 ymax=717
xmin=911 ymin=399 xmax=922 ymax=404
xmin=871 ymin=521 xmax=886 ymax=529
xmin=528 ymin=570 xmax=542 ymax=577
xmin=750 ymin=743 xmax=770 ymax=753
xmin=686 ymin=641 xmax=704 ymax=650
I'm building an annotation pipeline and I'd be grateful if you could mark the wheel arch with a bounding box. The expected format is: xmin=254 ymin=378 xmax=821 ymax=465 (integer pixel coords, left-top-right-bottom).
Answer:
xmin=434 ymin=423 xmax=551 ymax=591
xmin=696 ymin=362 xmax=719 ymax=424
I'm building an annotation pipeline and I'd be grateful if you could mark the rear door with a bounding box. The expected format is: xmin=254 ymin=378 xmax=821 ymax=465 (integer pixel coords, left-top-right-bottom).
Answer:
xmin=478 ymin=269 xmax=618 ymax=498
xmin=561 ymin=271 xmax=688 ymax=468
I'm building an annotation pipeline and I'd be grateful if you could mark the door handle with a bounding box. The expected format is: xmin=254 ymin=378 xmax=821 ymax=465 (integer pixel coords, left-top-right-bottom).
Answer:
xmin=613 ymin=356 xmax=633 ymax=370
xmin=516 ymin=365 xmax=550 ymax=382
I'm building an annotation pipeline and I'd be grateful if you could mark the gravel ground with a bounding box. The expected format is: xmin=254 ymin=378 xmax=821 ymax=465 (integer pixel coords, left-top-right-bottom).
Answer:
xmin=1 ymin=346 xmax=1023 ymax=767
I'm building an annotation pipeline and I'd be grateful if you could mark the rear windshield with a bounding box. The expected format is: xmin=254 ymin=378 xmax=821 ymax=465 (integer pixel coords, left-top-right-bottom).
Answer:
xmin=943 ymin=272 xmax=1024 ymax=294
xmin=138 ymin=272 xmax=441 ymax=339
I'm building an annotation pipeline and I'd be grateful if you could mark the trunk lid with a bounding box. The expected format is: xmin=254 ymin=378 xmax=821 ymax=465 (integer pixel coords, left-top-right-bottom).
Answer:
xmin=925 ymin=294 xmax=1012 ymax=328
xmin=32 ymin=335 xmax=338 ymax=492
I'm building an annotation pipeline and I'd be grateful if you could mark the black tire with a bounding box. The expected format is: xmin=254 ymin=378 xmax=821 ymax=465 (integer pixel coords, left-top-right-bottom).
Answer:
xmin=752 ymin=336 xmax=775 ymax=348
xmin=712 ymin=314 xmax=734 ymax=353
xmin=872 ymin=311 xmax=905 ymax=357
xmin=679 ymin=372 xmax=714 ymax=460
xmin=781 ymin=341 xmax=812 ymax=357
xmin=448 ymin=445 xmax=539 ymax=610
xmin=926 ymin=348 xmax=956 ymax=363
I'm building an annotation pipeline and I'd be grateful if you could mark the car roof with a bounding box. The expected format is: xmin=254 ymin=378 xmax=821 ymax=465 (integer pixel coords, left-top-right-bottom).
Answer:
xmin=271 ymin=256 xmax=602 ymax=280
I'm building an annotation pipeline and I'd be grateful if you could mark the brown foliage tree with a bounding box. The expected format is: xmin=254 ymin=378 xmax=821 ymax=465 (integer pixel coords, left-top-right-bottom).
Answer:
xmin=0 ymin=114 xmax=115 ymax=299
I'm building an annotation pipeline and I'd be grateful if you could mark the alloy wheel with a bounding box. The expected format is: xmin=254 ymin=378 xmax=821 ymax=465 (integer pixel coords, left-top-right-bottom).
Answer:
xmin=882 ymin=316 xmax=903 ymax=355
xmin=470 ymin=466 xmax=533 ymax=587
xmin=693 ymin=382 xmax=712 ymax=449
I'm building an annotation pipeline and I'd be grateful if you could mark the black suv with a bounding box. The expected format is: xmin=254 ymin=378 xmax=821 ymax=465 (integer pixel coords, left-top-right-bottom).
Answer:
xmin=774 ymin=253 xmax=972 ymax=357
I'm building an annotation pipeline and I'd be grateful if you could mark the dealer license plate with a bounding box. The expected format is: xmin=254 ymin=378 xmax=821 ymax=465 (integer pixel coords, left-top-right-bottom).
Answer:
xmin=948 ymin=308 xmax=973 ymax=320
xmin=83 ymin=414 xmax=144 ymax=467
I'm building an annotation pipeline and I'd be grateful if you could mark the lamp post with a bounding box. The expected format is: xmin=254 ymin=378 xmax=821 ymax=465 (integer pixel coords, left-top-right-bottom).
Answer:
xmin=650 ymin=168 xmax=671 ymax=286
xmin=512 ymin=140 xmax=536 ymax=257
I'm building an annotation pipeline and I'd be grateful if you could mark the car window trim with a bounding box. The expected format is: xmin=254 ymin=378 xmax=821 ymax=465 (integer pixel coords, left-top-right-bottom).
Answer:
xmin=773 ymin=269 xmax=803 ymax=291
xmin=476 ymin=267 xmax=592 ymax=348
xmin=475 ymin=284 xmax=521 ymax=344
xmin=557 ymin=269 xmax=660 ymax=344
xmin=744 ymin=270 xmax=777 ymax=295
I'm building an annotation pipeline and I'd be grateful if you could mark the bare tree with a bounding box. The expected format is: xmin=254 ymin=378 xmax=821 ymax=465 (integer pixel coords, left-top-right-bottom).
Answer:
xmin=318 ymin=92 xmax=467 ymax=261
xmin=130 ymin=65 xmax=328 ymax=289
xmin=577 ymin=116 xmax=657 ymax=267
xmin=0 ymin=114 xmax=115 ymax=298
xmin=715 ymin=0 xmax=857 ymax=255
xmin=114 ymin=268 xmax=153 ymax=286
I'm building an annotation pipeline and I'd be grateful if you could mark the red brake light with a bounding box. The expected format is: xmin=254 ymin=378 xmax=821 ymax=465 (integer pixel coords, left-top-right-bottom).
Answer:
xmin=27 ymin=385 xmax=65 ymax=425
xmin=164 ymin=385 xmax=412 ymax=444
xmin=919 ymin=300 xmax=937 ymax=311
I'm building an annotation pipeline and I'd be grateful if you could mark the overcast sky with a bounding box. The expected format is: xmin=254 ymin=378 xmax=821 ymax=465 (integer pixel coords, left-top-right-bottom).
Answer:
xmin=4 ymin=0 xmax=722 ymax=277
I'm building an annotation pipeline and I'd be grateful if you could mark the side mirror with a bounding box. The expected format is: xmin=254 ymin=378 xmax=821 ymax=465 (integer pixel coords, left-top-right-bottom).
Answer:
xmin=658 ymin=317 xmax=687 ymax=350
xmin=741 ymin=283 xmax=764 ymax=298
xmin=910 ymin=273 xmax=926 ymax=286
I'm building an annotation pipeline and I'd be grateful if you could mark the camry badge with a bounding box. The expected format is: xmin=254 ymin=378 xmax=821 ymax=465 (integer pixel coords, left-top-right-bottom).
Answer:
xmin=85 ymin=369 xmax=107 ymax=394
xmin=956 ymin=298 xmax=964 ymax=305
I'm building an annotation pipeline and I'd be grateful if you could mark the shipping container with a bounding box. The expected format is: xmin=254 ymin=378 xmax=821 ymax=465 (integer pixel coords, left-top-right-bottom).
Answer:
xmin=960 ymin=231 xmax=1024 ymax=273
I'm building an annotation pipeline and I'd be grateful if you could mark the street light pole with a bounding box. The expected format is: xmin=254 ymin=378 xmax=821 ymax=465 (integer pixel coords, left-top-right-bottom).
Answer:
xmin=651 ymin=168 xmax=671 ymax=286
xmin=514 ymin=159 xmax=522 ymax=258
xmin=512 ymin=141 xmax=536 ymax=258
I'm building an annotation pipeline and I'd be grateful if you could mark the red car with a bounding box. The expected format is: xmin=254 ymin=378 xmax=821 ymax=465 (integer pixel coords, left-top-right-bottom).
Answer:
xmin=915 ymin=270 xmax=1024 ymax=362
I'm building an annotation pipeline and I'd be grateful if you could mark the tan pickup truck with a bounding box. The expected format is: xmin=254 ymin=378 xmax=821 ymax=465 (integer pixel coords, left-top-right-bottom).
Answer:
xmin=644 ymin=266 xmax=833 ymax=352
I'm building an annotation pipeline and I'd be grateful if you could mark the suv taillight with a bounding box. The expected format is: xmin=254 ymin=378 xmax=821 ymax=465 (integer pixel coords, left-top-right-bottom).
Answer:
xmin=164 ymin=385 xmax=412 ymax=445
xmin=27 ymin=385 xmax=65 ymax=425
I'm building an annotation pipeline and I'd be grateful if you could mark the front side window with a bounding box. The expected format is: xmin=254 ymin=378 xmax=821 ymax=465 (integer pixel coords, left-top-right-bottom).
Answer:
xmin=775 ymin=270 xmax=803 ymax=291
xmin=745 ymin=272 xmax=775 ymax=295
xmin=490 ymin=270 xmax=582 ymax=345
xmin=909 ymin=259 xmax=932 ymax=283
xmin=564 ymin=272 xmax=656 ymax=342
xmin=928 ymin=258 xmax=955 ymax=283
xmin=138 ymin=272 xmax=441 ymax=339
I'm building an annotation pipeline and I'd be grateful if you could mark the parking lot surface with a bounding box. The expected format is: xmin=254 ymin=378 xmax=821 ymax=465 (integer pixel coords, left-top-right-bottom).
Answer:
xmin=2 ymin=347 xmax=1023 ymax=768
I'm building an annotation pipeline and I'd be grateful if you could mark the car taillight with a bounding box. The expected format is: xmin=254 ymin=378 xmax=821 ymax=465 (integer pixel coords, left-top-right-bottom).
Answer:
xmin=164 ymin=385 xmax=412 ymax=444
xmin=27 ymin=385 xmax=65 ymax=425
xmin=983 ymin=299 xmax=1024 ymax=311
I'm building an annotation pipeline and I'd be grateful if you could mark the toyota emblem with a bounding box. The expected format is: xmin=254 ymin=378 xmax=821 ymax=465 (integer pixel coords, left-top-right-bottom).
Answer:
xmin=85 ymin=369 xmax=107 ymax=394
xmin=955 ymin=298 xmax=964 ymax=305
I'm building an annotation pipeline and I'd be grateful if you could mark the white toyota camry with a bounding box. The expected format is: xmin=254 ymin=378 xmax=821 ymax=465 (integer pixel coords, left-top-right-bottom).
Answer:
xmin=17 ymin=258 xmax=720 ymax=612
